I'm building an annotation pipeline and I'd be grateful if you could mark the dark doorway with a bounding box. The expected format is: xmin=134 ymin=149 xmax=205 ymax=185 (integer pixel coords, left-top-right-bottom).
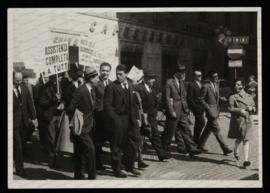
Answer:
xmin=68 ymin=46 xmax=79 ymax=66
xmin=193 ymin=49 xmax=207 ymax=78
xmin=162 ymin=53 xmax=177 ymax=85
xmin=120 ymin=51 xmax=142 ymax=72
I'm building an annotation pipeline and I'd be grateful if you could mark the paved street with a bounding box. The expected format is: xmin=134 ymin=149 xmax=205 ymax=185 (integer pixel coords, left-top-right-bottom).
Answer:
xmin=13 ymin=112 xmax=260 ymax=180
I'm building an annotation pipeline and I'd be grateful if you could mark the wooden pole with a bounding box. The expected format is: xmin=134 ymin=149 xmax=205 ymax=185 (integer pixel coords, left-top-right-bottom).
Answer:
xmin=56 ymin=73 xmax=60 ymax=94
xmin=234 ymin=68 xmax=237 ymax=80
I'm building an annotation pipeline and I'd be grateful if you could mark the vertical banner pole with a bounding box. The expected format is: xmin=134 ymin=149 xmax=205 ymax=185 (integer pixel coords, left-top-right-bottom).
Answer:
xmin=234 ymin=68 xmax=237 ymax=80
xmin=56 ymin=73 xmax=60 ymax=94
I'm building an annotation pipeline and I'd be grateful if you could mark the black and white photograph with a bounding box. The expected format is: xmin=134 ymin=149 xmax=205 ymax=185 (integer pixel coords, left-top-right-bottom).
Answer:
xmin=7 ymin=7 xmax=262 ymax=188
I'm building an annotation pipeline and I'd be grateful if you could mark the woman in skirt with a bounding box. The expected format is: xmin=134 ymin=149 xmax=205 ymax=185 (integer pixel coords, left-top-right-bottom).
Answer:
xmin=228 ymin=78 xmax=256 ymax=168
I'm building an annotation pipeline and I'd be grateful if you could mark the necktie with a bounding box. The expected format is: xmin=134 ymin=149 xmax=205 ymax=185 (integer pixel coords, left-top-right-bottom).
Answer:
xmin=123 ymin=82 xmax=128 ymax=90
xmin=16 ymin=86 xmax=22 ymax=104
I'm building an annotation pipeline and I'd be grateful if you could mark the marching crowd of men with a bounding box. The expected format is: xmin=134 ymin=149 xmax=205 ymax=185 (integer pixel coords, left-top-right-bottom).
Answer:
xmin=13 ymin=62 xmax=257 ymax=179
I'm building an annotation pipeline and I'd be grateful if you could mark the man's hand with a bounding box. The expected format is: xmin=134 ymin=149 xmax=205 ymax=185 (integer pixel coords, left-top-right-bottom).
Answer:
xmin=220 ymin=96 xmax=227 ymax=102
xmin=57 ymin=103 xmax=65 ymax=110
xmin=172 ymin=112 xmax=177 ymax=119
xmin=240 ymin=109 xmax=249 ymax=118
xmin=32 ymin=119 xmax=38 ymax=128
xmin=56 ymin=93 xmax=61 ymax=101
xmin=137 ymin=120 xmax=142 ymax=128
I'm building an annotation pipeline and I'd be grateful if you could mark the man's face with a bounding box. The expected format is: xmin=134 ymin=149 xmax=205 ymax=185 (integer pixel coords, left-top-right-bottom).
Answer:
xmin=235 ymin=81 xmax=243 ymax=93
xmin=145 ymin=78 xmax=156 ymax=87
xmin=14 ymin=73 xmax=23 ymax=87
xmin=211 ymin=73 xmax=219 ymax=83
xmin=116 ymin=70 xmax=127 ymax=83
xmin=100 ymin=65 xmax=111 ymax=80
xmin=23 ymin=77 xmax=29 ymax=85
xmin=176 ymin=71 xmax=185 ymax=80
xmin=194 ymin=71 xmax=202 ymax=81
xmin=89 ymin=75 xmax=99 ymax=86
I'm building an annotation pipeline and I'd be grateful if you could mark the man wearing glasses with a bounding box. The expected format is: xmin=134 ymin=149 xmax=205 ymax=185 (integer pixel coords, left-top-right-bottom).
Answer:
xmin=198 ymin=71 xmax=232 ymax=155
xmin=187 ymin=71 xmax=206 ymax=145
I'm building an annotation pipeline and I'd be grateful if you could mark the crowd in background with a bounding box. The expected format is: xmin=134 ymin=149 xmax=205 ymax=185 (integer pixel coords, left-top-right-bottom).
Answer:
xmin=13 ymin=62 xmax=258 ymax=179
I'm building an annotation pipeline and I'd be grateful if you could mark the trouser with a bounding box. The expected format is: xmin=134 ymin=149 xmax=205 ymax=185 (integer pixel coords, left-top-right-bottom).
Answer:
xmin=198 ymin=116 xmax=230 ymax=152
xmin=193 ymin=113 xmax=206 ymax=144
xmin=93 ymin=111 xmax=111 ymax=167
xmin=46 ymin=116 xmax=60 ymax=160
xmin=147 ymin=114 xmax=167 ymax=157
xmin=162 ymin=114 xmax=198 ymax=152
xmin=111 ymin=115 xmax=141 ymax=172
xmin=38 ymin=119 xmax=47 ymax=147
xmin=73 ymin=132 xmax=96 ymax=179
xmin=13 ymin=126 xmax=25 ymax=173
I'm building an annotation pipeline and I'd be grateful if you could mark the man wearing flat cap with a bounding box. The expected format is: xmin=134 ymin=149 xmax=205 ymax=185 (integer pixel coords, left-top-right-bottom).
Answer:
xmin=161 ymin=65 xmax=202 ymax=156
xmin=135 ymin=69 xmax=171 ymax=165
xmin=66 ymin=66 xmax=99 ymax=179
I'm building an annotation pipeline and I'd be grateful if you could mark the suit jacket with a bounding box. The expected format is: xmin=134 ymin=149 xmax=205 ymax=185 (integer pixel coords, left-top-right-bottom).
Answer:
xmin=228 ymin=90 xmax=255 ymax=138
xmin=38 ymin=82 xmax=60 ymax=123
xmin=62 ymin=79 xmax=77 ymax=109
xmin=95 ymin=77 xmax=112 ymax=112
xmin=103 ymin=79 xmax=139 ymax=126
xmin=134 ymin=82 xmax=158 ymax=116
xmin=199 ymin=81 xmax=220 ymax=119
xmin=165 ymin=78 xmax=189 ymax=118
xmin=187 ymin=81 xmax=204 ymax=115
xmin=13 ymin=84 xmax=36 ymax=129
xmin=66 ymin=84 xmax=95 ymax=134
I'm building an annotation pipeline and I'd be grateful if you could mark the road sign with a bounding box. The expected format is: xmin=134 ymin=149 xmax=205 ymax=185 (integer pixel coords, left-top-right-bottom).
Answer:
xmin=227 ymin=44 xmax=245 ymax=60
xmin=228 ymin=60 xmax=243 ymax=68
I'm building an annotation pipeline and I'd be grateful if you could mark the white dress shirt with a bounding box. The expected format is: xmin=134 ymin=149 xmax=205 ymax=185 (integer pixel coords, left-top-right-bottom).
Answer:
xmin=121 ymin=81 xmax=129 ymax=89
xmin=144 ymin=83 xmax=151 ymax=93
xmin=13 ymin=85 xmax=21 ymax=98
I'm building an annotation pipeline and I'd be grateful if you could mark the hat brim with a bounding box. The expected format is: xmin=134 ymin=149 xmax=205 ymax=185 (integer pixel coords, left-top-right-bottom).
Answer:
xmin=84 ymin=72 xmax=98 ymax=79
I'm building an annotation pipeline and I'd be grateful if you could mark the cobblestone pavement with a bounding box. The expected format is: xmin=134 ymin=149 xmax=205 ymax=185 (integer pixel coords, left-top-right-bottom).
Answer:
xmin=13 ymin=113 xmax=260 ymax=180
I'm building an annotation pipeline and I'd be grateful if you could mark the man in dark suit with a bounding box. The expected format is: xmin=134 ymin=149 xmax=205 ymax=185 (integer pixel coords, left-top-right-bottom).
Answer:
xmin=93 ymin=62 xmax=112 ymax=171
xmin=198 ymin=71 xmax=232 ymax=155
xmin=135 ymin=69 xmax=171 ymax=164
xmin=13 ymin=71 xmax=37 ymax=177
xmin=187 ymin=71 xmax=206 ymax=144
xmin=38 ymin=75 xmax=63 ymax=168
xmin=66 ymin=66 xmax=99 ymax=179
xmin=161 ymin=65 xmax=202 ymax=156
xmin=104 ymin=64 xmax=142 ymax=178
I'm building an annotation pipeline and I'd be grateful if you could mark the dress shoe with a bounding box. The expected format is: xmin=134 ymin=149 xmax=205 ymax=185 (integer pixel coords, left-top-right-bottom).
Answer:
xmin=243 ymin=161 xmax=251 ymax=168
xmin=138 ymin=161 xmax=149 ymax=169
xmin=189 ymin=149 xmax=202 ymax=156
xmin=126 ymin=168 xmax=141 ymax=177
xmin=223 ymin=149 xmax=233 ymax=156
xmin=234 ymin=153 xmax=239 ymax=161
xmin=16 ymin=170 xmax=27 ymax=178
xmin=198 ymin=147 xmax=209 ymax=153
xmin=158 ymin=153 xmax=172 ymax=161
xmin=113 ymin=171 xmax=127 ymax=178
xmin=177 ymin=148 xmax=188 ymax=155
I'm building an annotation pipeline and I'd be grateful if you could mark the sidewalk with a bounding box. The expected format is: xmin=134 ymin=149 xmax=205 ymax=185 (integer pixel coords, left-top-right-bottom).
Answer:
xmin=13 ymin=113 xmax=260 ymax=180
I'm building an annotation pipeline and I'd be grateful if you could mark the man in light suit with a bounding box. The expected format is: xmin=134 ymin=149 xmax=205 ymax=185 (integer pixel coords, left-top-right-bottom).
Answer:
xmin=93 ymin=62 xmax=112 ymax=170
xmin=187 ymin=71 xmax=206 ymax=144
xmin=66 ymin=66 xmax=99 ymax=179
xmin=13 ymin=71 xmax=37 ymax=177
xmin=161 ymin=65 xmax=202 ymax=156
xmin=104 ymin=64 xmax=142 ymax=178
xmin=198 ymin=71 xmax=232 ymax=155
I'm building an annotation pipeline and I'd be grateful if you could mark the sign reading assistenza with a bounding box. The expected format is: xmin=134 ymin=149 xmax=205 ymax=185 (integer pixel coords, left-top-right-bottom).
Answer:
xmin=44 ymin=42 xmax=69 ymax=76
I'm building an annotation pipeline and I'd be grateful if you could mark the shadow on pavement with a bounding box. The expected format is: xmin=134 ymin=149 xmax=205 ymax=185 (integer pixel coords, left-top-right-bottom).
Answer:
xmin=22 ymin=168 xmax=73 ymax=180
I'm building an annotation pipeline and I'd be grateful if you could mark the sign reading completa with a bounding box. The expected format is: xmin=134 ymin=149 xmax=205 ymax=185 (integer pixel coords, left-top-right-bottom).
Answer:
xmin=44 ymin=42 xmax=69 ymax=76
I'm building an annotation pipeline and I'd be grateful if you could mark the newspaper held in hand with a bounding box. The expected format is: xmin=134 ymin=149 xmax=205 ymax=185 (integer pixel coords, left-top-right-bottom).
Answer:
xmin=127 ymin=65 xmax=144 ymax=83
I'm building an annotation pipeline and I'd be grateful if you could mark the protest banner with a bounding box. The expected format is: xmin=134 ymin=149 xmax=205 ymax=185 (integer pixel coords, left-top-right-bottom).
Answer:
xmin=127 ymin=65 xmax=144 ymax=83
xmin=44 ymin=42 xmax=69 ymax=77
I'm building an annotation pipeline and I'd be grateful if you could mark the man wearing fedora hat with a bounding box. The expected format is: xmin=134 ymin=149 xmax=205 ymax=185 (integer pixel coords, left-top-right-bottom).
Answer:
xmin=161 ymin=65 xmax=202 ymax=156
xmin=66 ymin=66 xmax=99 ymax=179
xmin=104 ymin=64 xmax=142 ymax=178
xmin=135 ymin=69 xmax=172 ymax=164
